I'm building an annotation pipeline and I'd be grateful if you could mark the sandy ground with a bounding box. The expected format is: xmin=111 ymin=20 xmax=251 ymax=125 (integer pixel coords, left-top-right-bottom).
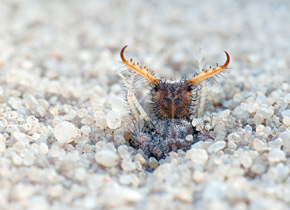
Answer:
xmin=0 ymin=0 xmax=290 ymax=209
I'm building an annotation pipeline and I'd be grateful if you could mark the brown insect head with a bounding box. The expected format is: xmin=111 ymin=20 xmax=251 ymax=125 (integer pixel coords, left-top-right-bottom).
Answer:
xmin=120 ymin=45 xmax=230 ymax=119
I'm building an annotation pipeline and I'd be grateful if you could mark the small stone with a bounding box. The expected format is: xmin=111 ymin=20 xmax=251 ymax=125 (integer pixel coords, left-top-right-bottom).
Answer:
xmin=256 ymin=125 xmax=264 ymax=132
xmin=118 ymin=145 xmax=130 ymax=159
xmin=268 ymin=164 xmax=290 ymax=182
xmin=23 ymin=151 xmax=35 ymax=166
xmin=282 ymin=110 xmax=290 ymax=117
xmin=239 ymin=154 xmax=252 ymax=168
xmin=119 ymin=174 xmax=132 ymax=185
xmin=280 ymin=131 xmax=290 ymax=146
xmin=75 ymin=167 xmax=86 ymax=181
xmin=192 ymin=170 xmax=204 ymax=182
xmin=47 ymin=184 xmax=64 ymax=199
xmin=253 ymin=113 xmax=264 ymax=125
xmin=219 ymin=109 xmax=231 ymax=118
xmin=13 ymin=131 xmax=26 ymax=141
xmin=251 ymin=163 xmax=266 ymax=174
xmin=282 ymin=116 xmax=290 ymax=126
xmin=0 ymin=141 xmax=5 ymax=152
xmin=77 ymin=108 xmax=88 ymax=118
xmin=81 ymin=116 xmax=95 ymax=125
xmin=228 ymin=133 xmax=241 ymax=143
xmin=246 ymin=103 xmax=258 ymax=113
xmin=148 ymin=157 xmax=159 ymax=169
xmin=185 ymin=134 xmax=194 ymax=142
xmin=12 ymin=154 xmax=22 ymax=165
xmin=284 ymin=93 xmax=290 ymax=104
xmin=186 ymin=148 xmax=208 ymax=164
xmin=228 ymin=141 xmax=237 ymax=150
xmin=114 ymin=135 xmax=126 ymax=146
xmin=81 ymin=125 xmax=91 ymax=135
xmin=94 ymin=111 xmax=107 ymax=129
xmin=11 ymin=184 xmax=35 ymax=200
xmin=268 ymin=138 xmax=283 ymax=149
xmin=121 ymin=159 xmax=136 ymax=172
xmin=13 ymin=140 xmax=27 ymax=150
xmin=208 ymin=141 xmax=226 ymax=153
xmin=252 ymin=138 xmax=265 ymax=151
xmin=214 ymin=121 xmax=225 ymax=132
xmin=174 ymin=189 xmax=192 ymax=202
xmin=95 ymin=150 xmax=119 ymax=167
xmin=54 ymin=121 xmax=78 ymax=143
xmin=267 ymin=149 xmax=286 ymax=163
xmin=106 ymin=110 xmax=121 ymax=129
xmin=134 ymin=154 xmax=146 ymax=165
xmin=39 ymin=143 xmax=49 ymax=155
xmin=202 ymin=181 xmax=226 ymax=200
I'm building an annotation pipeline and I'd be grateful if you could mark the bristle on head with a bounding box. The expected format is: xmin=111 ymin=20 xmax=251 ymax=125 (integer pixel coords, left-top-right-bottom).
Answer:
xmin=120 ymin=45 xmax=160 ymax=85
xmin=186 ymin=51 xmax=230 ymax=86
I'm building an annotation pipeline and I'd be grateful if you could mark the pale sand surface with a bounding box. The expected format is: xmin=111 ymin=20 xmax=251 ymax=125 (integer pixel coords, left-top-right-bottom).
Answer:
xmin=0 ymin=0 xmax=290 ymax=209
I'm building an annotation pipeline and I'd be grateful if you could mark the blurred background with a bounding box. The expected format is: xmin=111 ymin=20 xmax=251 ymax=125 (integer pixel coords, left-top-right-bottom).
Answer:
xmin=1 ymin=0 xmax=289 ymax=83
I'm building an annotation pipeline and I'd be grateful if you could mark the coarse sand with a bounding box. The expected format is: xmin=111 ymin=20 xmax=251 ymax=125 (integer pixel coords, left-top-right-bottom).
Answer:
xmin=0 ymin=0 xmax=290 ymax=209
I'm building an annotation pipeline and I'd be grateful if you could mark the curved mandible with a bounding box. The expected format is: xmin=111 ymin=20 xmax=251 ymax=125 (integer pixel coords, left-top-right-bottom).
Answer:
xmin=120 ymin=45 xmax=160 ymax=85
xmin=186 ymin=51 xmax=230 ymax=86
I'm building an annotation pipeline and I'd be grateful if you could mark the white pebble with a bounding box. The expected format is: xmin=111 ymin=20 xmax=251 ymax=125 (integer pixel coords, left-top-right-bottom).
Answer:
xmin=239 ymin=154 xmax=253 ymax=168
xmin=202 ymin=181 xmax=226 ymax=200
xmin=246 ymin=103 xmax=258 ymax=113
xmin=39 ymin=143 xmax=49 ymax=155
xmin=228 ymin=141 xmax=237 ymax=149
xmin=134 ymin=154 xmax=146 ymax=165
xmin=106 ymin=110 xmax=121 ymax=129
xmin=185 ymin=134 xmax=194 ymax=142
xmin=192 ymin=170 xmax=204 ymax=182
xmin=282 ymin=116 xmax=290 ymax=126
xmin=95 ymin=115 xmax=107 ymax=129
xmin=121 ymin=159 xmax=136 ymax=172
xmin=23 ymin=151 xmax=35 ymax=166
xmin=13 ymin=141 xmax=27 ymax=150
xmin=81 ymin=125 xmax=91 ymax=135
xmin=11 ymin=183 xmax=35 ymax=200
xmin=13 ymin=131 xmax=26 ymax=141
xmin=252 ymin=138 xmax=265 ymax=151
xmin=186 ymin=148 xmax=208 ymax=164
xmin=280 ymin=131 xmax=290 ymax=146
xmin=114 ymin=135 xmax=126 ymax=146
xmin=256 ymin=125 xmax=264 ymax=132
xmin=214 ymin=121 xmax=225 ymax=132
xmin=148 ymin=157 xmax=159 ymax=169
xmin=54 ymin=121 xmax=78 ymax=143
xmin=282 ymin=110 xmax=290 ymax=117
xmin=95 ymin=150 xmax=119 ymax=167
xmin=284 ymin=93 xmax=290 ymax=104
xmin=118 ymin=145 xmax=131 ymax=159
xmin=77 ymin=108 xmax=88 ymax=118
xmin=268 ymin=138 xmax=283 ymax=149
xmin=251 ymin=163 xmax=266 ymax=174
xmin=208 ymin=141 xmax=226 ymax=153
xmin=119 ymin=174 xmax=132 ymax=185
xmin=12 ymin=154 xmax=22 ymax=165
xmin=81 ymin=116 xmax=94 ymax=125
xmin=47 ymin=184 xmax=64 ymax=199
xmin=268 ymin=164 xmax=289 ymax=182
xmin=228 ymin=133 xmax=241 ymax=143
xmin=253 ymin=113 xmax=264 ymax=125
xmin=219 ymin=109 xmax=231 ymax=119
xmin=75 ymin=167 xmax=86 ymax=181
xmin=267 ymin=149 xmax=286 ymax=163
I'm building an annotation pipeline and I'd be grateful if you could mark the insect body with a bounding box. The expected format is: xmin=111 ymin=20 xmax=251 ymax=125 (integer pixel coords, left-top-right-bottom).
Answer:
xmin=119 ymin=46 xmax=230 ymax=160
